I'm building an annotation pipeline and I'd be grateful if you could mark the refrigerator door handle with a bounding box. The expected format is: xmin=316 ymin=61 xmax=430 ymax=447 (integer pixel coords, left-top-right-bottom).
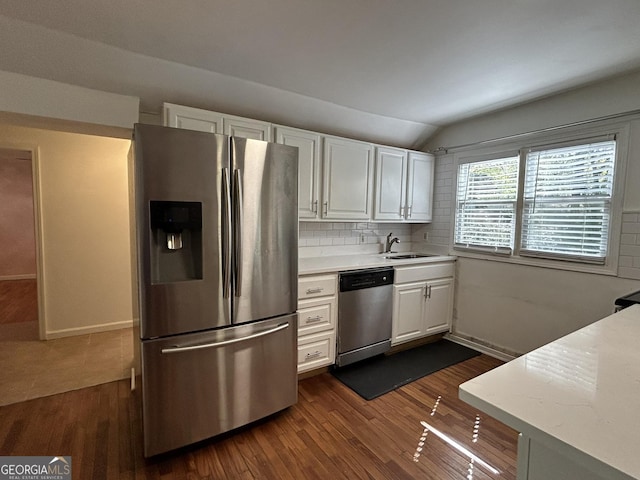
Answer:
xmin=233 ymin=168 xmax=243 ymax=297
xmin=160 ymin=322 xmax=289 ymax=354
xmin=221 ymin=167 xmax=232 ymax=299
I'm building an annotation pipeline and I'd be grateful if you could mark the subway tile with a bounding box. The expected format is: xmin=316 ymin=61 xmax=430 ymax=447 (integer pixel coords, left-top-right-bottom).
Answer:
xmin=620 ymin=233 xmax=637 ymax=245
xmin=619 ymin=256 xmax=633 ymax=267
xmin=622 ymin=222 xmax=640 ymax=234
xmin=618 ymin=267 xmax=640 ymax=280
xmin=619 ymin=244 xmax=640 ymax=257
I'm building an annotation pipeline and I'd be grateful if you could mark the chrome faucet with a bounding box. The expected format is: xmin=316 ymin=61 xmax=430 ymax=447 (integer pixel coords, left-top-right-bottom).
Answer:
xmin=384 ymin=232 xmax=400 ymax=253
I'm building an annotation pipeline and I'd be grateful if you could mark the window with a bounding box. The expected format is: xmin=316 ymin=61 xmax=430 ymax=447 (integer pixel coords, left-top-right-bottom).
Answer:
xmin=521 ymin=140 xmax=616 ymax=263
xmin=454 ymin=137 xmax=617 ymax=265
xmin=455 ymin=156 xmax=519 ymax=253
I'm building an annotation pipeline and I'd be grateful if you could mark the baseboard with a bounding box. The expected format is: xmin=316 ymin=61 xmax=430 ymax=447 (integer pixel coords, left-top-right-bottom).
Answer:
xmin=0 ymin=274 xmax=37 ymax=281
xmin=45 ymin=319 xmax=134 ymax=339
xmin=444 ymin=333 xmax=517 ymax=362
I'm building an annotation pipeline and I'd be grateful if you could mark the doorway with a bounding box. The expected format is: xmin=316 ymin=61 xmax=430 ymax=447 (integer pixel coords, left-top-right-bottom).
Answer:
xmin=0 ymin=148 xmax=38 ymax=342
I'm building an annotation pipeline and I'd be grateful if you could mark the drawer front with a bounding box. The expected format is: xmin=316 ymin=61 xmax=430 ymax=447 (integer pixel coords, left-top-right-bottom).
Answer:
xmin=298 ymin=297 xmax=336 ymax=336
xmin=297 ymin=331 xmax=336 ymax=373
xmin=394 ymin=262 xmax=454 ymax=284
xmin=298 ymin=274 xmax=337 ymax=299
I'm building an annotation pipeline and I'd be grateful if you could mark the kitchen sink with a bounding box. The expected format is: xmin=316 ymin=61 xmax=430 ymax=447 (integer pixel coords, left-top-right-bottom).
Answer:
xmin=385 ymin=253 xmax=437 ymax=259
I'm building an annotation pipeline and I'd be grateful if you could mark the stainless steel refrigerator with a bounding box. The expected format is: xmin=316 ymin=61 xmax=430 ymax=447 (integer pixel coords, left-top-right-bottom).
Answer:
xmin=131 ymin=124 xmax=299 ymax=457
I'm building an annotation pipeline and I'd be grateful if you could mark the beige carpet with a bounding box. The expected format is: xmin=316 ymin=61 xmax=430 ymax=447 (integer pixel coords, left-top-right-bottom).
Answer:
xmin=0 ymin=324 xmax=133 ymax=406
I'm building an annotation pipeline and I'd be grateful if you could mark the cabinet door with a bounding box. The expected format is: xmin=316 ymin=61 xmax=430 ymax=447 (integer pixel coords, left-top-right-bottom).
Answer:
xmin=424 ymin=278 xmax=453 ymax=334
xmin=322 ymin=137 xmax=373 ymax=220
xmin=163 ymin=103 xmax=223 ymax=133
xmin=224 ymin=116 xmax=272 ymax=141
xmin=406 ymin=151 xmax=434 ymax=222
xmin=392 ymin=282 xmax=426 ymax=345
xmin=276 ymin=126 xmax=321 ymax=219
xmin=374 ymin=146 xmax=408 ymax=221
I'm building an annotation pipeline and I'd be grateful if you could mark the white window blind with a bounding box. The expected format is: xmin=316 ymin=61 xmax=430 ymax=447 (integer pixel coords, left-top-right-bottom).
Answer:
xmin=454 ymin=156 xmax=519 ymax=253
xmin=521 ymin=139 xmax=616 ymax=263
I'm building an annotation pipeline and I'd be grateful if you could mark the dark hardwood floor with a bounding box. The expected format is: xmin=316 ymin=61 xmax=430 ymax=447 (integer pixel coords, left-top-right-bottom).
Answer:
xmin=0 ymin=279 xmax=38 ymax=325
xmin=0 ymin=354 xmax=518 ymax=479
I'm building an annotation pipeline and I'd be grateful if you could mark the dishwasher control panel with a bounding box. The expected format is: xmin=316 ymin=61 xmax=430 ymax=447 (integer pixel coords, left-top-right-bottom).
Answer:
xmin=339 ymin=268 xmax=394 ymax=292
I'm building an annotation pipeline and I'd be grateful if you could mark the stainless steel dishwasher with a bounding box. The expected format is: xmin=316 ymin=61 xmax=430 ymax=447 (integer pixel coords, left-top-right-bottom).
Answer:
xmin=337 ymin=267 xmax=394 ymax=367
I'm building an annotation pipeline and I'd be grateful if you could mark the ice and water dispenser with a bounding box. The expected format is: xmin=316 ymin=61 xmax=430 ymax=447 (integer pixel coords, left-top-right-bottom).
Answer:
xmin=149 ymin=200 xmax=203 ymax=283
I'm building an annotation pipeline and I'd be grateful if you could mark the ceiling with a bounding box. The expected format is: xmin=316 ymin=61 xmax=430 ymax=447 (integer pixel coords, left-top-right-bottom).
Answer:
xmin=1 ymin=0 xmax=640 ymax=147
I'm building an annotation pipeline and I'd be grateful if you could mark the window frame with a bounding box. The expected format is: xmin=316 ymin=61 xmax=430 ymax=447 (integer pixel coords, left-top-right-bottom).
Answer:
xmin=451 ymin=121 xmax=629 ymax=276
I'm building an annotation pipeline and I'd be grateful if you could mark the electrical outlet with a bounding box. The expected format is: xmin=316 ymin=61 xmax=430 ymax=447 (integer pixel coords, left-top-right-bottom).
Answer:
xmin=423 ymin=232 xmax=429 ymax=242
xmin=360 ymin=233 xmax=366 ymax=243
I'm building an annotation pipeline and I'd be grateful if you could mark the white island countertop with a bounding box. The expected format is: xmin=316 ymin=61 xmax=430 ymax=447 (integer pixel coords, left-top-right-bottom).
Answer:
xmin=299 ymin=253 xmax=456 ymax=275
xmin=459 ymin=304 xmax=640 ymax=480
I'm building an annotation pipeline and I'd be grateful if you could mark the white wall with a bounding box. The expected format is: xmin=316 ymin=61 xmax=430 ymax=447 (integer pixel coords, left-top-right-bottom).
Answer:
xmin=423 ymin=70 xmax=640 ymax=356
xmin=0 ymin=123 xmax=134 ymax=338
xmin=0 ymin=70 xmax=139 ymax=133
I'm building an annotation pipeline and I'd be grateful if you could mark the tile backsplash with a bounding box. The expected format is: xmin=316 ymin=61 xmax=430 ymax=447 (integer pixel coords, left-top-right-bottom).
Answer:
xmin=299 ymin=222 xmax=414 ymax=255
xmin=412 ymin=154 xmax=454 ymax=246
xmin=619 ymin=212 xmax=640 ymax=280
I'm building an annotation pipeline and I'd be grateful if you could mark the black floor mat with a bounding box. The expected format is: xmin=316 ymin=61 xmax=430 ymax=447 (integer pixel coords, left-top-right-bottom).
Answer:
xmin=331 ymin=340 xmax=480 ymax=400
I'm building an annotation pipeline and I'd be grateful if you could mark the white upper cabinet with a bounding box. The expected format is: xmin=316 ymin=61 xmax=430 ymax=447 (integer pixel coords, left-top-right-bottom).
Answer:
xmin=164 ymin=103 xmax=433 ymax=223
xmin=322 ymin=137 xmax=374 ymax=220
xmin=373 ymin=146 xmax=408 ymax=221
xmin=406 ymin=151 xmax=434 ymax=222
xmin=275 ymin=126 xmax=321 ymax=219
xmin=374 ymin=147 xmax=434 ymax=222
xmin=163 ymin=103 xmax=223 ymax=133
xmin=223 ymin=115 xmax=272 ymax=141
xmin=163 ymin=103 xmax=272 ymax=141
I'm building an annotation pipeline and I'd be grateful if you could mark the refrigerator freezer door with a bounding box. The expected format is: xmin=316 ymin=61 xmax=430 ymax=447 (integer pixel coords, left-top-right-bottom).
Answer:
xmin=140 ymin=314 xmax=298 ymax=457
xmin=231 ymin=138 xmax=298 ymax=324
xmin=134 ymin=124 xmax=230 ymax=338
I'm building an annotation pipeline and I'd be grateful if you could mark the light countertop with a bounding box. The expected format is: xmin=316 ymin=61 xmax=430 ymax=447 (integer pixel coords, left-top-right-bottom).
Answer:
xmin=298 ymin=253 xmax=457 ymax=275
xmin=459 ymin=304 xmax=640 ymax=480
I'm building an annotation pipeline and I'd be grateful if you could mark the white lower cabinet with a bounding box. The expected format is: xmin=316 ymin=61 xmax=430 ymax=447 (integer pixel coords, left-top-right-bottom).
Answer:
xmin=391 ymin=263 xmax=454 ymax=346
xmin=297 ymin=273 xmax=337 ymax=373
xmin=297 ymin=331 xmax=336 ymax=373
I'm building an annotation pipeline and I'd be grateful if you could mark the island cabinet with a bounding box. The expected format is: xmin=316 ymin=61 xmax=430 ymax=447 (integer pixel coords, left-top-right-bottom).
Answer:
xmin=459 ymin=305 xmax=640 ymax=480
xmin=373 ymin=147 xmax=434 ymax=223
xmin=163 ymin=102 xmax=272 ymax=141
xmin=391 ymin=262 xmax=454 ymax=345
xmin=297 ymin=273 xmax=337 ymax=373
